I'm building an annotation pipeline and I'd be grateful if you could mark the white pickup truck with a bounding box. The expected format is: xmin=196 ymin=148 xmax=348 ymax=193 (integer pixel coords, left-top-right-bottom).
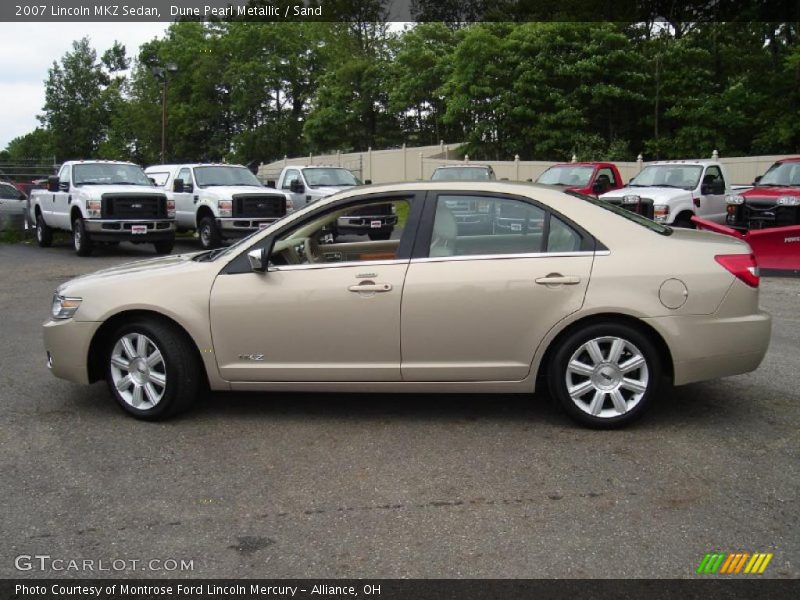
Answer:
xmin=30 ymin=160 xmax=176 ymax=256
xmin=275 ymin=165 xmax=395 ymax=240
xmin=146 ymin=163 xmax=292 ymax=250
xmin=600 ymin=159 xmax=730 ymax=227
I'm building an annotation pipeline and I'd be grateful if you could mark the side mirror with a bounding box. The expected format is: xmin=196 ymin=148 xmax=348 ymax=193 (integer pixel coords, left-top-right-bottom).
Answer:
xmin=148 ymin=177 xmax=156 ymax=185
xmin=248 ymin=248 xmax=268 ymax=273
xmin=364 ymin=179 xmax=372 ymax=185
xmin=592 ymin=181 xmax=604 ymax=195
xmin=754 ymin=175 xmax=762 ymax=185
xmin=47 ymin=176 xmax=59 ymax=192
xmin=173 ymin=178 xmax=184 ymax=193
xmin=289 ymin=179 xmax=305 ymax=194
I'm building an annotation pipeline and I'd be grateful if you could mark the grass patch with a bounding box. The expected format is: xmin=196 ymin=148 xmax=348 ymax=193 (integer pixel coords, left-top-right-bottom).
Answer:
xmin=0 ymin=229 xmax=29 ymax=244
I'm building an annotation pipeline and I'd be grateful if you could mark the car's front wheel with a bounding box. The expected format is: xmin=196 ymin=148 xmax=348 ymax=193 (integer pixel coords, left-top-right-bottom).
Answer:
xmin=105 ymin=319 xmax=202 ymax=420
xmin=72 ymin=217 xmax=93 ymax=256
xmin=198 ymin=216 xmax=221 ymax=249
xmin=548 ymin=322 xmax=661 ymax=428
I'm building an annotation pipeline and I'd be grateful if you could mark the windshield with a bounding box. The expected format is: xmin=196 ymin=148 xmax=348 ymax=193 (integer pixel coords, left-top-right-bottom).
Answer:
xmin=536 ymin=166 xmax=594 ymax=187
xmin=759 ymin=161 xmax=800 ymax=186
xmin=567 ymin=191 xmax=673 ymax=236
xmin=73 ymin=163 xmax=152 ymax=186
xmin=431 ymin=167 xmax=493 ymax=181
xmin=629 ymin=165 xmax=702 ymax=190
xmin=303 ymin=168 xmax=358 ymax=187
xmin=194 ymin=166 xmax=262 ymax=188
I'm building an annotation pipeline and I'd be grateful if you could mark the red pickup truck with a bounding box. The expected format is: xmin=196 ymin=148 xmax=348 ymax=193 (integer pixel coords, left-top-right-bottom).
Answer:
xmin=726 ymin=157 xmax=800 ymax=230
xmin=535 ymin=162 xmax=624 ymax=195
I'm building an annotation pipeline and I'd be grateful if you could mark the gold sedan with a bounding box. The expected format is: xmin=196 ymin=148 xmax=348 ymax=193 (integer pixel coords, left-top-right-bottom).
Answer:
xmin=43 ymin=182 xmax=771 ymax=427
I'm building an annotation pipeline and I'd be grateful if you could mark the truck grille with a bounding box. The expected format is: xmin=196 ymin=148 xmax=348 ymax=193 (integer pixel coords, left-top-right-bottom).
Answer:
xmin=101 ymin=193 xmax=167 ymax=219
xmin=737 ymin=198 xmax=799 ymax=228
xmin=605 ymin=197 xmax=655 ymax=220
xmin=233 ymin=194 xmax=286 ymax=219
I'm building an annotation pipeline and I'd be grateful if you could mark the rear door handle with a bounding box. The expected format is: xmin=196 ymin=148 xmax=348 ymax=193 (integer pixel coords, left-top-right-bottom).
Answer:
xmin=348 ymin=283 xmax=392 ymax=293
xmin=535 ymin=274 xmax=581 ymax=285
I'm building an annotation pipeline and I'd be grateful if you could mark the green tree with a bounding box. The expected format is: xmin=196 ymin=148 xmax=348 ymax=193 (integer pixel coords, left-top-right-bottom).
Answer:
xmin=4 ymin=128 xmax=55 ymax=160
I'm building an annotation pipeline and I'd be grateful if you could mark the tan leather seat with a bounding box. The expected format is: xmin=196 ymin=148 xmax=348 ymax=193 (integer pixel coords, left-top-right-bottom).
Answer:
xmin=430 ymin=204 xmax=458 ymax=257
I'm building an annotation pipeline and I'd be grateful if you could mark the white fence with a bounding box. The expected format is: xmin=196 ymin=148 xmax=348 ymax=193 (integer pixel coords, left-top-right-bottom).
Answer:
xmin=258 ymin=143 xmax=796 ymax=186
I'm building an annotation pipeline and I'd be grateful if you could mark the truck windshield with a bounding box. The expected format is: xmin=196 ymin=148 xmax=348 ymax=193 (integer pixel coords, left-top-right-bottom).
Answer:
xmin=431 ymin=167 xmax=493 ymax=181
xmin=629 ymin=165 xmax=702 ymax=190
xmin=73 ymin=164 xmax=152 ymax=186
xmin=303 ymin=168 xmax=358 ymax=187
xmin=194 ymin=166 xmax=262 ymax=188
xmin=536 ymin=166 xmax=594 ymax=186
xmin=567 ymin=191 xmax=673 ymax=236
xmin=758 ymin=161 xmax=800 ymax=186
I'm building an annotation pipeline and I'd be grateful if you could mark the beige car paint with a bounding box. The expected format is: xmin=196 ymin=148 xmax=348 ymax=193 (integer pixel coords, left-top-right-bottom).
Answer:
xmin=43 ymin=181 xmax=771 ymax=395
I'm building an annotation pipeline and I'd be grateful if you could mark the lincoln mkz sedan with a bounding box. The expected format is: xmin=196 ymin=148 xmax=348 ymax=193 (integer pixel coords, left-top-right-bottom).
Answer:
xmin=44 ymin=182 xmax=771 ymax=427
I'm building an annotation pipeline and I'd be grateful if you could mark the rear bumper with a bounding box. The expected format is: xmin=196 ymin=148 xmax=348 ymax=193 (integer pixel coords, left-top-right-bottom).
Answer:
xmin=84 ymin=219 xmax=175 ymax=242
xmin=644 ymin=310 xmax=771 ymax=386
xmin=43 ymin=318 xmax=101 ymax=385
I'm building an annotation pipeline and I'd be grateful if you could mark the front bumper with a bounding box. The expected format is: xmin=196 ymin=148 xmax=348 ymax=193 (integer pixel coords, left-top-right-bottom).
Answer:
xmin=337 ymin=214 xmax=397 ymax=233
xmin=84 ymin=219 xmax=175 ymax=242
xmin=217 ymin=217 xmax=282 ymax=238
xmin=43 ymin=318 xmax=101 ymax=385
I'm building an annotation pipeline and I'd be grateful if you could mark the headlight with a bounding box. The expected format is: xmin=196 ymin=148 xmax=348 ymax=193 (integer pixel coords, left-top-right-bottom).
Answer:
xmin=777 ymin=195 xmax=800 ymax=206
xmin=51 ymin=294 xmax=82 ymax=320
xmin=86 ymin=200 xmax=101 ymax=218
xmin=218 ymin=200 xmax=232 ymax=217
xmin=726 ymin=194 xmax=745 ymax=205
xmin=167 ymin=199 xmax=175 ymax=217
xmin=622 ymin=194 xmax=641 ymax=205
xmin=653 ymin=205 xmax=669 ymax=221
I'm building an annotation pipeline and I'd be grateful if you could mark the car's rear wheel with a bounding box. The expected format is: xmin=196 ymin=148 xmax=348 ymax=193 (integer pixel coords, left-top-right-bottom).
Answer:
xmin=548 ymin=322 xmax=661 ymax=428
xmin=35 ymin=214 xmax=52 ymax=247
xmin=198 ymin=216 xmax=221 ymax=249
xmin=105 ymin=319 xmax=202 ymax=420
xmin=72 ymin=217 xmax=93 ymax=256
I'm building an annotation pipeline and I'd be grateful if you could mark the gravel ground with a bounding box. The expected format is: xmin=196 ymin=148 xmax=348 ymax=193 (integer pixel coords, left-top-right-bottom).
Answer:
xmin=0 ymin=238 xmax=797 ymax=579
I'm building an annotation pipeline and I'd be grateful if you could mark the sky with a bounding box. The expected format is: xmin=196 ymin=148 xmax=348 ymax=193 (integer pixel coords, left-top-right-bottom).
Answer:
xmin=0 ymin=22 xmax=168 ymax=150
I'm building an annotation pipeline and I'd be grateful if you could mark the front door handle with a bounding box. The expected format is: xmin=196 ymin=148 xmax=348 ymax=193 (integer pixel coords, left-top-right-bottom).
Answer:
xmin=348 ymin=282 xmax=392 ymax=293
xmin=535 ymin=274 xmax=581 ymax=285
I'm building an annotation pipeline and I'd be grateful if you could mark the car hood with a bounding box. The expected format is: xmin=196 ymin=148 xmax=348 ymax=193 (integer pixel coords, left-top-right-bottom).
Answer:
xmin=743 ymin=186 xmax=800 ymax=198
xmin=57 ymin=252 xmax=205 ymax=294
xmin=601 ymin=186 xmax=692 ymax=203
xmin=76 ymin=185 xmax=164 ymax=197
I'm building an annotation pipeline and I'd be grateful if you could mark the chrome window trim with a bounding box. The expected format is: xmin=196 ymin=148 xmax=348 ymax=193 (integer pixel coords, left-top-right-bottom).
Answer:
xmin=410 ymin=250 xmax=608 ymax=264
xmin=268 ymin=258 xmax=408 ymax=273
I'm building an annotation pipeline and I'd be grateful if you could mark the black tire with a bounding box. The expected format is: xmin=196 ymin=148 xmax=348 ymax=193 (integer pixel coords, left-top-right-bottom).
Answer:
xmin=547 ymin=321 xmax=662 ymax=429
xmin=154 ymin=240 xmax=175 ymax=255
xmin=35 ymin=213 xmax=53 ymax=247
xmin=672 ymin=215 xmax=695 ymax=229
xmin=198 ymin=216 xmax=221 ymax=249
xmin=368 ymin=230 xmax=392 ymax=241
xmin=72 ymin=217 xmax=93 ymax=256
xmin=105 ymin=318 xmax=203 ymax=420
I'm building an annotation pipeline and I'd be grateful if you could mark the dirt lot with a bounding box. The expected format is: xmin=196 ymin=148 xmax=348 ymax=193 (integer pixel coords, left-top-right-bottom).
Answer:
xmin=0 ymin=238 xmax=797 ymax=578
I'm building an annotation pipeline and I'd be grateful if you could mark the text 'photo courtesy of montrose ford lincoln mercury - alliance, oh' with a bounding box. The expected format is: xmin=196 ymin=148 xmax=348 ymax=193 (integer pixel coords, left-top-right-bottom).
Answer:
xmin=43 ymin=182 xmax=771 ymax=428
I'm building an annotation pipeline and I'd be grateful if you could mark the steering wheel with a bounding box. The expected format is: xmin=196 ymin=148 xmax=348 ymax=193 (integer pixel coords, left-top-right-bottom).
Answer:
xmin=297 ymin=236 xmax=319 ymax=264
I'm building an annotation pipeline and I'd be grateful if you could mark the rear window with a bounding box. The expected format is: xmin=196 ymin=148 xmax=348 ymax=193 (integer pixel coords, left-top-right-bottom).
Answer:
xmin=567 ymin=191 xmax=673 ymax=236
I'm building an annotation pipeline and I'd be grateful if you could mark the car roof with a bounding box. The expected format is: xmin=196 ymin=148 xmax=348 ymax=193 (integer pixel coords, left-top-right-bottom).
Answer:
xmin=64 ymin=160 xmax=137 ymax=167
xmin=433 ymin=164 xmax=493 ymax=169
xmin=775 ymin=157 xmax=800 ymax=164
xmin=145 ymin=163 xmax=248 ymax=171
xmin=647 ymin=159 xmax=718 ymax=166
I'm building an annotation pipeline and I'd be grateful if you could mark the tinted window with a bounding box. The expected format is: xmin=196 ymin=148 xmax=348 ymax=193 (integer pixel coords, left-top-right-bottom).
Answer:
xmin=548 ymin=216 xmax=582 ymax=252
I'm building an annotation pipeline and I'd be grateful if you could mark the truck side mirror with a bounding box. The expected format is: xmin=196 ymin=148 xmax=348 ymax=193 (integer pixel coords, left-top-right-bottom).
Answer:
xmin=753 ymin=175 xmax=762 ymax=185
xmin=173 ymin=178 xmax=184 ymax=193
xmin=47 ymin=176 xmax=59 ymax=192
xmin=592 ymin=181 xmax=604 ymax=195
xmin=290 ymin=179 xmax=305 ymax=194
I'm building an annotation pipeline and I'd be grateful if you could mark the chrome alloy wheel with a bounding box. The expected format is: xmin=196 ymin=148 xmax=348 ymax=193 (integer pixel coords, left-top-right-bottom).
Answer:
xmin=565 ymin=336 xmax=649 ymax=419
xmin=73 ymin=226 xmax=82 ymax=250
xmin=200 ymin=223 xmax=211 ymax=247
xmin=110 ymin=333 xmax=167 ymax=410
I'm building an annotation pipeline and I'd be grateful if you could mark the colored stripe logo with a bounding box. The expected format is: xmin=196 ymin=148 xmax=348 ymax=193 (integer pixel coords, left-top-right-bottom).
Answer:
xmin=696 ymin=552 xmax=773 ymax=574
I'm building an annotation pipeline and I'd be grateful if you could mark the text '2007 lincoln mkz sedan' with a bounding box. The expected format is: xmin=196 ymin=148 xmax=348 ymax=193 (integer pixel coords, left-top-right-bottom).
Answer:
xmin=44 ymin=181 xmax=771 ymax=427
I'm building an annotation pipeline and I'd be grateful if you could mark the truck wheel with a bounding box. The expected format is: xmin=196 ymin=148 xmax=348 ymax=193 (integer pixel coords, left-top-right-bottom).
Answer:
xmin=154 ymin=240 xmax=174 ymax=255
xmin=368 ymin=230 xmax=392 ymax=241
xmin=198 ymin=217 xmax=221 ymax=249
xmin=35 ymin=214 xmax=53 ymax=247
xmin=72 ymin=217 xmax=93 ymax=256
xmin=105 ymin=318 xmax=202 ymax=420
xmin=672 ymin=215 xmax=695 ymax=229
xmin=547 ymin=321 xmax=661 ymax=429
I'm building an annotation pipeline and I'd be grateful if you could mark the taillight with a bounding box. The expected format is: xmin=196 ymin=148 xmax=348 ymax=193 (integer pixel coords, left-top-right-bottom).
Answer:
xmin=715 ymin=253 xmax=759 ymax=288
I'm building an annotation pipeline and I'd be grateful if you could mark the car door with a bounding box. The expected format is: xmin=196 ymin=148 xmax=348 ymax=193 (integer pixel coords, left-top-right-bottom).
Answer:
xmin=281 ymin=168 xmax=307 ymax=208
xmin=698 ymin=165 xmax=727 ymax=222
xmin=209 ymin=192 xmax=423 ymax=382
xmin=51 ymin=164 xmax=72 ymax=229
xmin=173 ymin=167 xmax=196 ymax=228
xmin=401 ymin=192 xmax=594 ymax=382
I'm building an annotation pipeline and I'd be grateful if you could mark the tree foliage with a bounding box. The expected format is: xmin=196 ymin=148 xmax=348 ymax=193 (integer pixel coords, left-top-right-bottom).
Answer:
xmin=11 ymin=21 xmax=800 ymax=164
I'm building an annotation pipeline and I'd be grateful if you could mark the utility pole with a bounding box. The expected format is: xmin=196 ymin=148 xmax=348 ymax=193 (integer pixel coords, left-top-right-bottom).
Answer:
xmin=151 ymin=63 xmax=178 ymax=163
